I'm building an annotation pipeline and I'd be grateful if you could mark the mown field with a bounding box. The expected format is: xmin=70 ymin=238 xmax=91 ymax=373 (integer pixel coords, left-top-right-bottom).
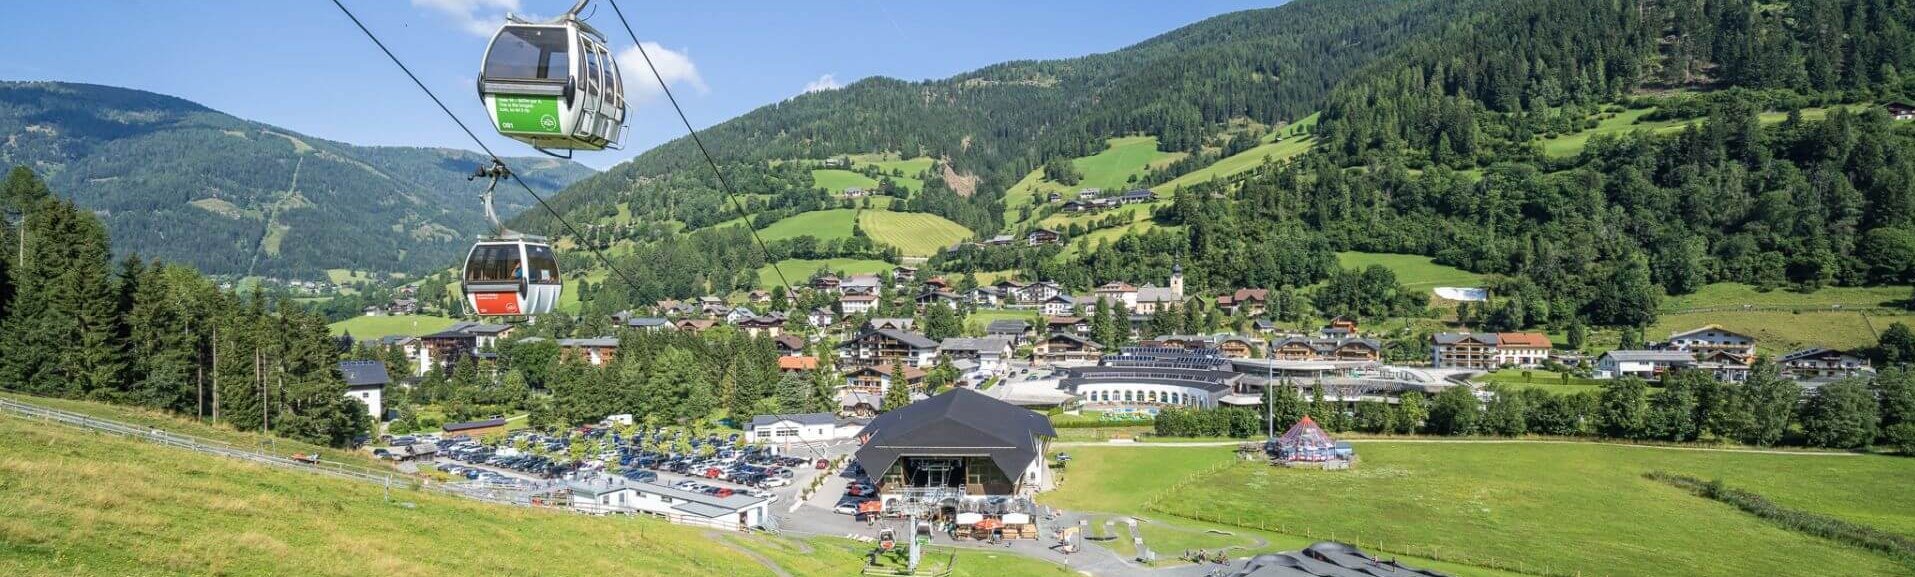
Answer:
xmin=1003 ymin=136 xmax=1181 ymax=225
xmin=0 ymin=411 xmax=766 ymax=577
xmin=1538 ymin=105 xmax=1848 ymax=157
xmin=1334 ymin=252 xmax=1484 ymax=291
xmin=1147 ymin=442 xmax=1915 ymax=577
xmin=809 ymin=169 xmax=880 ymax=193
xmin=756 ymin=208 xmax=859 ymax=242
xmin=327 ymin=314 xmax=458 ymax=340
xmin=1154 ymin=136 xmax=1314 ymax=195
xmin=858 ymin=210 xmax=972 ymax=256
xmin=755 ymin=258 xmax=894 ymax=288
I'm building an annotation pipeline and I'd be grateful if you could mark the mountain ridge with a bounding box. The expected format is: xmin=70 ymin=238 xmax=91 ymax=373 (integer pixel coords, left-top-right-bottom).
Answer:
xmin=0 ymin=80 xmax=595 ymax=279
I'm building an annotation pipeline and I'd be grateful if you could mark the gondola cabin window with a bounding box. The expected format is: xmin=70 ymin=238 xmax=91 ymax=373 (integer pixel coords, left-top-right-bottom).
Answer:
xmin=484 ymin=27 xmax=570 ymax=81
xmin=524 ymin=244 xmax=560 ymax=284
xmin=467 ymin=244 xmax=523 ymax=282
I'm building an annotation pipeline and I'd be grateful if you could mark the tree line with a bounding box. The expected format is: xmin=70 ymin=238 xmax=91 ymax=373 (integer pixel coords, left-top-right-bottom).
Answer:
xmin=0 ymin=167 xmax=369 ymax=447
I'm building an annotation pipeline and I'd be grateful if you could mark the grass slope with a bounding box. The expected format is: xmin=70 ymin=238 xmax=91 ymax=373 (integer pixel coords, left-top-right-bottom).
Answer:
xmin=1334 ymin=252 xmax=1485 ymax=291
xmin=756 ymin=208 xmax=860 ymax=242
xmin=1648 ymin=310 xmax=1915 ymax=355
xmin=810 ymin=169 xmax=880 ymax=194
xmin=1163 ymin=442 xmax=1915 ymax=577
xmin=1004 ymin=136 xmax=1181 ymax=225
xmin=0 ymin=411 xmax=765 ymax=577
xmin=848 ymin=153 xmax=933 ymax=193
xmin=1155 ymin=136 xmax=1315 ymax=195
xmin=1540 ymin=106 xmax=1850 ymax=157
xmin=756 ymin=258 xmax=894 ymax=289
xmin=327 ymin=315 xmax=459 ymax=340
xmin=1663 ymin=283 xmax=1908 ymax=311
xmin=858 ymin=211 xmax=972 ymax=256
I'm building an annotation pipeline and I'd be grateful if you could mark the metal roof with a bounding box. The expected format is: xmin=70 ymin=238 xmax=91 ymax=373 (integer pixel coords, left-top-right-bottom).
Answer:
xmin=855 ymin=389 xmax=1056 ymax=484
xmin=986 ymin=319 xmax=1032 ymax=333
xmin=746 ymin=413 xmax=836 ymax=429
xmin=337 ymin=360 xmax=390 ymax=387
xmin=1601 ymin=350 xmax=1699 ymax=363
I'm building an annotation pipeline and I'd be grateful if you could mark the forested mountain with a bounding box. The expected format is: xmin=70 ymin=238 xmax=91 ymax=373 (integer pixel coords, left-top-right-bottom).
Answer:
xmin=0 ymin=81 xmax=594 ymax=278
xmin=516 ymin=0 xmax=1489 ymax=237
xmin=523 ymin=0 xmax=1915 ymax=330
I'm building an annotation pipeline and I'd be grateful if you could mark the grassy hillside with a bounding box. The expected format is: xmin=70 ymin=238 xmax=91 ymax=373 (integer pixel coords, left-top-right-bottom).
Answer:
xmin=756 ymin=208 xmax=860 ymax=242
xmin=1166 ymin=442 xmax=1915 ymax=577
xmin=0 ymin=410 xmax=782 ymax=577
xmin=848 ymin=153 xmax=933 ymax=193
xmin=1647 ymin=310 xmax=1915 ymax=355
xmin=328 ymin=315 xmax=459 ymax=340
xmin=1538 ymin=105 xmax=1853 ymax=158
xmin=1662 ymin=283 xmax=1908 ymax=311
xmin=756 ymin=258 xmax=894 ymax=289
xmin=1049 ymin=442 xmax=1915 ymax=577
xmin=858 ymin=211 xmax=973 ymax=256
xmin=809 ymin=169 xmax=880 ymax=194
xmin=1335 ymin=252 xmax=1485 ymax=291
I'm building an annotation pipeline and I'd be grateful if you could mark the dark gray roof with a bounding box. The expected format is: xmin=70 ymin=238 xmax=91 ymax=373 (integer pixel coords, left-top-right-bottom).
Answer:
xmin=558 ymin=337 xmax=620 ymax=347
xmin=844 ymin=328 xmax=939 ymax=349
xmin=1602 ymin=350 xmax=1698 ymax=363
xmin=627 ymin=317 xmax=670 ymax=327
xmin=1432 ymin=332 xmax=1496 ymax=345
xmin=939 ymin=336 xmax=1012 ymax=353
xmin=855 ymin=389 xmax=1056 ymax=484
xmin=1232 ymin=542 xmax=1448 ymax=577
xmin=986 ymin=319 xmax=1032 ymax=333
xmin=337 ymin=360 xmax=390 ymax=388
xmin=747 ymin=413 xmax=836 ymax=429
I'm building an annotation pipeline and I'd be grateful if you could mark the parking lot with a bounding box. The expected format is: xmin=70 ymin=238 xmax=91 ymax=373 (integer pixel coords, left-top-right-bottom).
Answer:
xmin=395 ymin=426 xmax=859 ymax=509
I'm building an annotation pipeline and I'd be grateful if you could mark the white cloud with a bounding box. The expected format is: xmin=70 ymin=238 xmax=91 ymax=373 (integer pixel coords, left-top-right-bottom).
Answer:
xmin=413 ymin=0 xmax=521 ymax=37
xmin=617 ymin=43 xmax=707 ymax=101
xmin=800 ymin=74 xmax=842 ymax=95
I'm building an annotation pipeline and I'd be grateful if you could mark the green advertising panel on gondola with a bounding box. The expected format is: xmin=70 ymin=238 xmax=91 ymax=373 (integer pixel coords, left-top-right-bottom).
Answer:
xmin=493 ymin=95 xmax=563 ymax=135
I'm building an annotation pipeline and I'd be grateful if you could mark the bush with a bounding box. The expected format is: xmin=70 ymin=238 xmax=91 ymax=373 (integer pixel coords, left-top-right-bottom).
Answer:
xmin=1887 ymin=422 xmax=1915 ymax=455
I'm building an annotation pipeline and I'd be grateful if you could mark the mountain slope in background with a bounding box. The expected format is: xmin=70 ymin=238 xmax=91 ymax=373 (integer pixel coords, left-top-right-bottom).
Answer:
xmin=0 ymin=81 xmax=594 ymax=278
xmin=515 ymin=0 xmax=1485 ymax=237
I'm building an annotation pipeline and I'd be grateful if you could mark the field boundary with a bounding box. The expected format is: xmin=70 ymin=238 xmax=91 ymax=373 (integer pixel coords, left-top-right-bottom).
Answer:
xmin=1646 ymin=471 xmax=1915 ymax=568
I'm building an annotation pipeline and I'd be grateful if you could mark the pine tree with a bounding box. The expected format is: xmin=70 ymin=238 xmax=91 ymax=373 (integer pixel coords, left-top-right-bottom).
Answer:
xmin=882 ymin=357 xmax=912 ymax=413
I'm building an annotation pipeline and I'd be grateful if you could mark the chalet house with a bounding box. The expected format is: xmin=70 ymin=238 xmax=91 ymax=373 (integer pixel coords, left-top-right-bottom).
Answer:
xmin=746 ymin=290 xmax=772 ymax=304
xmin=774 ymin=334 xmax=807 ymax=357
xmin=1695 ymin=351 xmax=1754 ymax=383
xmin=841 ymin=274 xmax=883 ymax=296
xmin=1046 ymin=316 xmax=1091 ymax=336
xmin=1078 ymin=188 xmax=1101 ymax=200
xmin=556 ymin=337 xmax=619 ymax=366
xmin=938 ymin=336 xmax=1015 ymax=376
xmin=1033 ymin=333 xmax=1102 ymax=365
xmin=626 ymin=316 xmax=671 ymax=331
xmin=812 ymin=275 xmax=842 ymax=292
xmin=842 ymin=187 xmax=870 ymax=198
xmin=1887 ymin=102 xmax=1915 ymax=121
xmin=417 ymin=322 xmax=514 ymax=376
xmin=673 ymin=319 xmax=718 ymax=333
xmin=985 ymin=319 xmax=1033 ymax=345
xmin=1118 ymin=189 xmax=1157 ymax=204
xmin=777 ymin=355 xmax=820 ymax=373
xmin=893 ymin=266 xmax=918 ymax=283
xmin=1046 ymin=192 xmax=1062 ymax=203
xmin=924 ymin=276 xmax=952 ymax=291
xmin=837 ymin=328 xmax=940 ymax=369
xmin=1251 ymin=319 xmax=1279 ymax=334
xmin=362 ymin=305 xmax=385 ymax=317
xmin=387 ymin=298 xmax=419 ymax=315
xmin=1027 ymin=228 xmax=1062 ymax=246
xmin=1093 ymin=281 xmax=1138 ymax=308
xmin=807 ymin=307 xmax=837 ymax=329
xmin=1214 ymin=289 xmax=1270 ymax=316
xmin=1269 ymin=337 xmax=1382 ymax=362
xmin=1493 ymin=332 xmax=1552 ymax=367
xmin=1061 ymin=200 xmax=1093 ymax=213
xmin=1595 ymin=350 xmax=1698 ymax=380
xmin=337 ymin=360 xmax=388 ymax=420
xmin=1658 ymin=325 xmax=1756 ymax=361
xmin=866 ymin=317 xmax=916 ymax=332
xmin=1779 ymin=348 xmax=1874 ymax=381
xmin=735 ymin=313 xmax=788 ymax=338
xmin=914 ymin=289 xmax=962 ymax=310
xmin=1016 ymin=281 xmax=1063 ymax=303
xmin=724 ymin=307 xmax=760 ymax=325
xmin=1430 ymin=333 xmax=1498 ymax=369
xmin=840 ymin=293 xmax=878 ymax=314
xmin=843 ymin=364 xmax=927 ymax=398
xmin=1040 ymin=294 xmax=1078 ymax=317
xmin=966 ymin=286 xmax=1003 ymax=307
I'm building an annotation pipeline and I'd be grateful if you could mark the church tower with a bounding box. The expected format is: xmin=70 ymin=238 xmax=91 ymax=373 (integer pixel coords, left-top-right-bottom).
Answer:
xmin=1170 ymin=261 xmax=1184 ymax=298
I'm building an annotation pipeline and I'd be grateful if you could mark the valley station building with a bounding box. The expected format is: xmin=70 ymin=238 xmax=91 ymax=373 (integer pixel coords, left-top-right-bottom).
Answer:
xmin=853 ymin=389 xmax=1056 ymax=514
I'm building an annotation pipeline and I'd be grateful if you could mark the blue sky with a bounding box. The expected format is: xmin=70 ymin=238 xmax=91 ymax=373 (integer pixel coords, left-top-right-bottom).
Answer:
xmin=1 ymin=1 xmax=1276 ymax=169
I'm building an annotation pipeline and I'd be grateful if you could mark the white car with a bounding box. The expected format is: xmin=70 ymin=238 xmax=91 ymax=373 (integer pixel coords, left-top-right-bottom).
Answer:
xmin=833 ymin=503 xmax=860 ymax=515
xmin=761 ymin=476 xmax=792 ymax=488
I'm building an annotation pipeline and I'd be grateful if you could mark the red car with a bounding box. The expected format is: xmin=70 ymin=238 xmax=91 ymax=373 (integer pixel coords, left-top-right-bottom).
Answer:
xmin=814 ymin=459 xmax=830 ymax=470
